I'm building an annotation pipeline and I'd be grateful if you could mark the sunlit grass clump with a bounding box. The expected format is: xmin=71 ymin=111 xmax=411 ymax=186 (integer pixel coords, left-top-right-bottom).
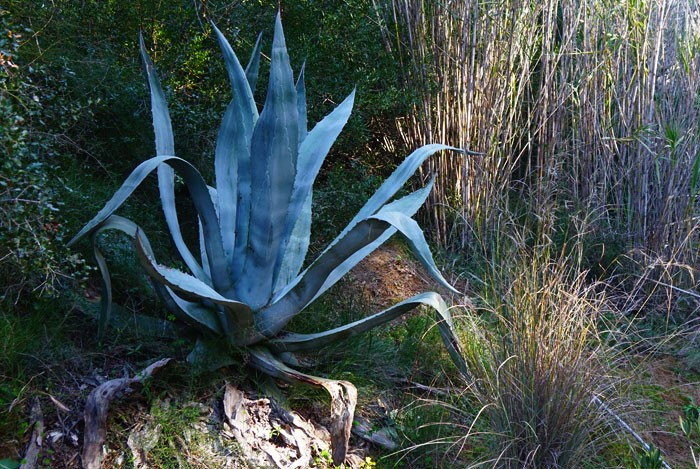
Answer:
xmin=459 ymin=242 xmax=623 ymax=467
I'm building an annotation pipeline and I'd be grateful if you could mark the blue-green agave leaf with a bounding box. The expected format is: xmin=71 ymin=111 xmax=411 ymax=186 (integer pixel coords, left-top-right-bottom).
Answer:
xmin=211 ymin=22 xmax=259 ymax=272
xmin=163 ymin=286 xmax=223 ymax=335
xmin=198 ymin=186 xmax=219 ymax=283
xmin=140 ymin=33 xmax=208 ymax=282
xmin=239 ymin=12 xmax=298 ymax=309
xmin=133 ymin=232 xmax=260 ymax=345
xmin=245 ymin=32 xmax=263 ymax=92
xmin=273 ymin=89 xmax=356 ymax=291
xmin=370 ymin=210 xmax=458 ymax=294
xmin=67 ymin=155 xmax=230 ymax=294
xmin=257 ymin=182 xmax=435 ymax=336
xmin=269 ymin=292 xmax=442 ymax=351
xmin=272 ymin=192 xmax=312 ymax=294
xmin=89 ymin=215 xmax=159 ymax=339
xmin=273 ymin=291 xmax=469 ymax=379
xmin=187 ymin=336 xmax=238 ymax=372
xmin=296 ymin=62 xmax=307 ymax=144
xmin=343 ymin=144 xmax=461 ymax=235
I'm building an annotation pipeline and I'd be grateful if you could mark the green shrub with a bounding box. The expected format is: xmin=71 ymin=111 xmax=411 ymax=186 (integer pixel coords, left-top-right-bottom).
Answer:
xmin=0 ymin=10 xmax=88 ymax=307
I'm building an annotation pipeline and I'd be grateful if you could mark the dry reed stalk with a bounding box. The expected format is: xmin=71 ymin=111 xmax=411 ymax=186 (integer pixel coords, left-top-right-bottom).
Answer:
xmin=377 ymin=0 xmax=700 ymax=262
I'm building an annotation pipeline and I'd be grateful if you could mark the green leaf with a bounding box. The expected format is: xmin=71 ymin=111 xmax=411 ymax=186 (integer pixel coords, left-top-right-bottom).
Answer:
xmin=0 ymin=458 xmax=21 ymax=469
xmin=239 ymin=12 xmax=298 ymax=309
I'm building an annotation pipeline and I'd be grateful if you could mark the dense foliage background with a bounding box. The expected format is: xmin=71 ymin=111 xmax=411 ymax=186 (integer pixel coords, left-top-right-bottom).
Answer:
xmin=1 ymin=0 xmax=699 ymax=467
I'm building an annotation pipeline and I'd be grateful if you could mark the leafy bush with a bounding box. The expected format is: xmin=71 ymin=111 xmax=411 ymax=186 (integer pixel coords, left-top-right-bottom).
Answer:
xmin=0 ymin=10 xmax=87 ymax=307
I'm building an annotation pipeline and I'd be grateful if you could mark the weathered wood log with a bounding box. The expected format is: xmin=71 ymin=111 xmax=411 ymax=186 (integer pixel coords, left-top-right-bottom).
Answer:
xmin=19 ymin=398 xmax=44 ymax=469
xmin=81 ymin=358 xmax=171 ymax=469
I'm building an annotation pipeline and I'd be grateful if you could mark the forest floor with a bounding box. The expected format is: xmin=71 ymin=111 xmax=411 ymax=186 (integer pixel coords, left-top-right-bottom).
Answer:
xmin=2 ymin=245 xmax=699 ymax=468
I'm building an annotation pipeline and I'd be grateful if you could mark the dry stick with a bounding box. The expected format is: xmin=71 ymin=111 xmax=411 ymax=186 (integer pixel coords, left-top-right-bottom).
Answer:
xmin=82 ymin=358 xmax=171 ymax=469
xmin=19 ymin=398 xmax=43 ymax=469
xmin=593 ymin=395 xmax=672 ymax=469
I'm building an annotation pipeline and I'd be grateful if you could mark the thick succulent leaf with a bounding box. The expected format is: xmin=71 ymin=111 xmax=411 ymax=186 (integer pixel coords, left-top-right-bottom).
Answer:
xmin=272 ymin=89 xmax=356 ymax=290
xmin=247 ymin=346 xmax=357 ymax=465
xmin=212 ymin=22 xmax=258 ymax=122
xmin=211 ymin=22 xmax=259 ymax=271
xmin=269 ymin=291 xmax=469 ymax=378
xmin=132 ymin=233 xmax=260 ymax=345
xmin=199 ymin=186 xmax=219 ymax=283
xmin=90 ymin=217 xmax=221 ymax=339
xmin=370 ymin=211 xmax=458 ymax=294
xmin=139 ymin=34 xmax=175 ymax=155
xmin=91 ymin=232 xmax=113 ymax=341
xmin=140 ymin=34 xmax=207 ymax=282
xmin=296 ymin=62 xmax=307 ymax=144
xmin=270 ymin=292 xmax=441 ymax=351
xmin=258 ymin=182 xmax=435 ymax=336
xmin=67 ymin=155 xmax=231 ymax=295
xmin=244 ymin=32 xmax=263 ymax=92
xmin=187 ymin=336 xmax=238 ymax=372
xmin=239 ymin=12 xmax=298 ymax=309
xmin=342 ymin=144 xmax=461 ymax=237
xmin=272 ymin=191 xmax=312 ymax=294
xmin=163 ymin=286 xmax=223 ymax=335
xmin=89 ymin=215 xmax=158 ymax=340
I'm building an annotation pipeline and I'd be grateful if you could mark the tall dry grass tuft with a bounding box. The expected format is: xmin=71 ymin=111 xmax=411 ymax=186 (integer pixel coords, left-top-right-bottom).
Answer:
xmin=376 ymin=0 xmax=700 ymax=262
xmin=456 ymin=228 xmax=626 ymax=467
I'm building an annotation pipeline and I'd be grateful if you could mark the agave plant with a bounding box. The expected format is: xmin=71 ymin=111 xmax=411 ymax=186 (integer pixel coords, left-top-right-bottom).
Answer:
xmin=69 ymin=13 xmax=466 ymax=464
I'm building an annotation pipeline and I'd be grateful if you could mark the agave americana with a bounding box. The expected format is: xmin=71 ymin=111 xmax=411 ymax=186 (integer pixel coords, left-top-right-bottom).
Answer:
xmin=69 ymin=13 xmax=467 ymax=464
